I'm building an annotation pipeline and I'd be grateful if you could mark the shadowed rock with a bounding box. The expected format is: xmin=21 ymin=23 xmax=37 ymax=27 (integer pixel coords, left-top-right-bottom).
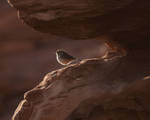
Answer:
xmin=7 ymin=0 xmax=150 ymax=120
xmin=12 ymin=52 xmax=150 ymax=120
xmin=0 ymin=5 xmax=104 ymax=120
xmin=7 ymin=0 xmax=150 ymax=50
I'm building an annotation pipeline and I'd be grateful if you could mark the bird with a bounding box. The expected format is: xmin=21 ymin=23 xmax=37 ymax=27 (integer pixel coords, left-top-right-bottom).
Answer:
xmin=56 ymin=50 xmax=76 ymax=65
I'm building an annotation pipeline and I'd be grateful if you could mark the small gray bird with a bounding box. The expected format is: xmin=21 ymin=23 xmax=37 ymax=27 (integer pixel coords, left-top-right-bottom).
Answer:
xmin=56 ymin=50 xmax=76 ymax=65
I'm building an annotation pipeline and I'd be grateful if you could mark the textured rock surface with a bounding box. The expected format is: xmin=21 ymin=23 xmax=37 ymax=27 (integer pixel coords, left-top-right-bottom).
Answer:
xmin=12 ymin=50 xmax=150 ymax=120
xmin=0 ymin=2 xmax=106 ymax=120
xmin=7 ymin=0 xmax=150 ymax=47
xmin=7 ymin=0 xmax=133 ymax=38
xmin=6 ymin=0 xmax=150 ymax=120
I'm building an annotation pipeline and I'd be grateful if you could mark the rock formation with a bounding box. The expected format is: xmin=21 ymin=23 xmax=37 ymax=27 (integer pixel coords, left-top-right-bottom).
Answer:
xmin=0 ymin=2 xmax=102 ymax=120
xmin=12 ymin=53 xmax=150 ymax=120
xmin=7 ymin=0 xmax=150 ymax=48
xmin=1 ymin=4 xmax=105 ymax=120
xmin=7 ymin=0 xmax=150 ymax=120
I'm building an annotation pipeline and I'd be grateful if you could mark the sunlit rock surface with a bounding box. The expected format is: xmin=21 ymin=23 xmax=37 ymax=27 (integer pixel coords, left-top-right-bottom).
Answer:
xmin=12 ymin=52 xmax=150 ymax=120
xmin=6 ymin=0 xmax=150 ymax=120
xmin=0 ymin=2 xmax=104 ymax=120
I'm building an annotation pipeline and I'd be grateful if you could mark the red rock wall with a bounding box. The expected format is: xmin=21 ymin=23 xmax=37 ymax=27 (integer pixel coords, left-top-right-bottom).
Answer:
xmin=0 ymin=2 xmax=105 ymax=120
xmin=2 ymin=0 xmax=150 ymax=119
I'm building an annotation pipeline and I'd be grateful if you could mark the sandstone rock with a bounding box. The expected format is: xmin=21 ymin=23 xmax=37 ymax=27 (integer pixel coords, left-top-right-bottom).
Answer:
xmin=12 ymin=50 xmax=150 ymax=120
xmin=5 ymin=0 xmax=150 ymax=120
xmin=7 ymin=0 xmax=150 ymax=50
xmin=7 ymin=0 xmax=134 ymax=39
xmin=0 ymin=5 xmax=105 ymax=120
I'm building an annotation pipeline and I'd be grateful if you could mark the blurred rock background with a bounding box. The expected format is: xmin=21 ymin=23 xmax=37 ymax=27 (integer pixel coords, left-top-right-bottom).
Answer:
xmin=0 ymin=0 xmax=106 ymax=120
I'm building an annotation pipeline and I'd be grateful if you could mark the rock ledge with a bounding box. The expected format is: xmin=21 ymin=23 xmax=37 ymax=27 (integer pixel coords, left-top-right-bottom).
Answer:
xmin=12 ymin=54 xmax=150 ymax=120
